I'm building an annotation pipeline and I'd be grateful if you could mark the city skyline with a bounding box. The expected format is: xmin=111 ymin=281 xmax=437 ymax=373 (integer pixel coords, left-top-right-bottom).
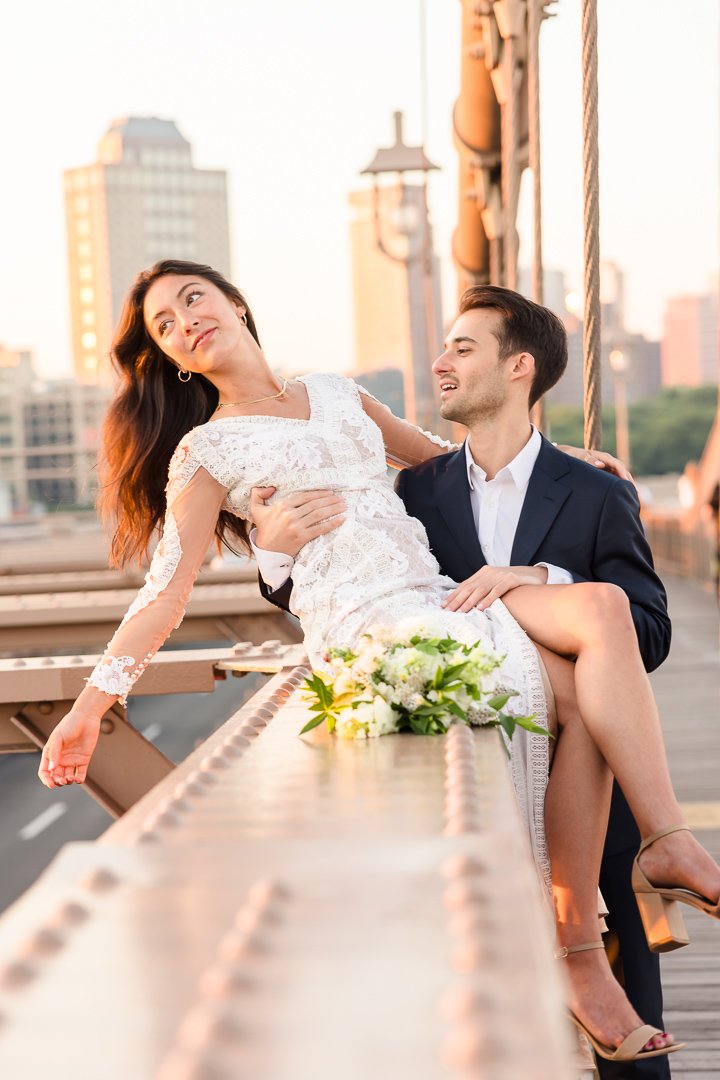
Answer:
xmin=1 ymin=1 xmax=718 ymax=381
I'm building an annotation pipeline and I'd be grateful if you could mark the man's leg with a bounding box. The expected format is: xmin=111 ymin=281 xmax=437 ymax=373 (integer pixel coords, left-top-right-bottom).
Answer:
xmin=596 ymin=784 xmax=670 ymax=1080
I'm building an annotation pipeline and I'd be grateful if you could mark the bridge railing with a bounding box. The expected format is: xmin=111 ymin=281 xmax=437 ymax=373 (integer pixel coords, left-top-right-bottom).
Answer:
xmin=0 ymin=643 xmax=583 ymax=1079
xmin=643 ymin=508 xmax=716 ymax=590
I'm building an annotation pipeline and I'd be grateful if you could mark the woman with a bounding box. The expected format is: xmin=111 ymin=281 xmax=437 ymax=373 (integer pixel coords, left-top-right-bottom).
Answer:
xmin=39 ymin=261 xmax=719 ymax=1062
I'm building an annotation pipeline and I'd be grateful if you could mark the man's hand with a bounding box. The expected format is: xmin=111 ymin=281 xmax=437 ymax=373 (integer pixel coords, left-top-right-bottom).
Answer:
xmin=557 ymin=444 xmax=632 ymax=482
xmin=442 ymin=565 xmax=548 ymax=612
xmin=250 ymin=487 xmax=346 ymax=557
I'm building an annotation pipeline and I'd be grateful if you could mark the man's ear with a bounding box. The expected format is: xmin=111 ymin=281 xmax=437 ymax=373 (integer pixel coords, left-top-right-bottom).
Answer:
xmin=510 ymin=351 xmax=535 ymax=375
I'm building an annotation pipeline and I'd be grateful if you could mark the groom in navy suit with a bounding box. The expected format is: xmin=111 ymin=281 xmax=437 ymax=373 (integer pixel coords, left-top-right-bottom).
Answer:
xmin=251 ymin=286 xmax=671 ymax=1078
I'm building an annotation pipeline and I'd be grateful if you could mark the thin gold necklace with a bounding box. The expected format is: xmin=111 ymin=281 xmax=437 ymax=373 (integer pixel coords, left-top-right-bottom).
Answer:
xmin=214 ymin=377 xmax=289 ymax=410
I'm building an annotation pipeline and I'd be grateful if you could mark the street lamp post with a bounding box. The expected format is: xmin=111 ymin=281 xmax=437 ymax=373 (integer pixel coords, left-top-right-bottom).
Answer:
xmin=361 ymin=113 xmax=440 ymax=430
xmin=609 ymin=348 xmax=630 ymax=468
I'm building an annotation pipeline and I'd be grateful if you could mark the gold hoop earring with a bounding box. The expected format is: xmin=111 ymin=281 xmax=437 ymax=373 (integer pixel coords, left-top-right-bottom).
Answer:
xmin=178 ymin=369 xmax=192 ymax=383
xmin=241 ymin=313 xmax=248 ymax=326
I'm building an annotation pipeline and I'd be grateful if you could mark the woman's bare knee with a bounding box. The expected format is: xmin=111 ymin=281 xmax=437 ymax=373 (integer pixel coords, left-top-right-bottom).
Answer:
xmin=572 ymin=582 xmax=633 ymax=645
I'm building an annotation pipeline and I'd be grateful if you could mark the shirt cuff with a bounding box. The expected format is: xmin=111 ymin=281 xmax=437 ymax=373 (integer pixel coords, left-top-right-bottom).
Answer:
xmin=249 ymin=528 xmax=295 ymax=591
xmin=535 ymin=562 xmax=574 ymax=586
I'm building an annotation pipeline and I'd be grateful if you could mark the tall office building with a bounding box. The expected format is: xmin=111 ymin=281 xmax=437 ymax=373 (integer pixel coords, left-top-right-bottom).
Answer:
xmin=661 ymin=293 xmax=718 ymax=387
xmin=349 ymin=184 xmax=443 ymax=429
xmin=64 ymin=117 xmax=231 ymax=382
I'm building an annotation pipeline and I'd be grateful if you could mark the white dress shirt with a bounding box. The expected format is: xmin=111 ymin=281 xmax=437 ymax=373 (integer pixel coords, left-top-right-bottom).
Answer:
xmin=252 ymin=428 xmax=572 ymax=590
xmin=464 ymin=428 xmax=572 ymax=585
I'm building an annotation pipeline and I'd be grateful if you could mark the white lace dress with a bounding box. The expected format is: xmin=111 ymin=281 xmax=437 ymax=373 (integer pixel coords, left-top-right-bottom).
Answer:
xmin=88 ymin=373 xmax=552 ymax=885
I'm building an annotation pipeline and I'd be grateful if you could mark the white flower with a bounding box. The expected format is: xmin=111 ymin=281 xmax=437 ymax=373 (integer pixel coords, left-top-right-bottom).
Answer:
xmin=333 ymin=668 xmax=357 ymax=697
xmin=368 ymin=696 xmax=397 ymax=737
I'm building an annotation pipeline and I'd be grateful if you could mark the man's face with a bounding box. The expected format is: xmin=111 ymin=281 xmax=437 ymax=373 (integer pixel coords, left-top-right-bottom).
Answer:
xmin=432 ymin=308 xmax=509 ymax=425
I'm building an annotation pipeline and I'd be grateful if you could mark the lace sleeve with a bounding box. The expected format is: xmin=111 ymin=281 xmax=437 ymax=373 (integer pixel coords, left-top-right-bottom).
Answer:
xmin=356 ymin=384 xmax=459 ymax=469
xmin=85 ymin=455 xmax=228 ymax=705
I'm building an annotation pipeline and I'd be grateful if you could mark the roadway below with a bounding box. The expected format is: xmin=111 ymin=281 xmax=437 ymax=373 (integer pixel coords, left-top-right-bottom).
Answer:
xmin=0 ymin=666 xmax=268 ymax=914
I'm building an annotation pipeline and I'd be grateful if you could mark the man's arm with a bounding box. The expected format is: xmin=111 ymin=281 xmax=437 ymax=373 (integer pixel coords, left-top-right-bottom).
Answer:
xmin=251 ymin=487 xmax=345 ymax=614
xmin=577 ymin=479 xmax=671 ymax=671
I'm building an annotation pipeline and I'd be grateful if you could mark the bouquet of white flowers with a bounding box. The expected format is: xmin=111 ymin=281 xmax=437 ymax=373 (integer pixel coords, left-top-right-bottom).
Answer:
xmin=300 ymin=620 xmax=550 ymax=743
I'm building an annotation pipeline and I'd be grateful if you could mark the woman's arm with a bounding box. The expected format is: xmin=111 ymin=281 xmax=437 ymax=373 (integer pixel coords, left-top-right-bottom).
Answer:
xmin=38 ymin=465 xmax=228 ymax=788
xmin=357 ymin=387 xmax=458 ymax=468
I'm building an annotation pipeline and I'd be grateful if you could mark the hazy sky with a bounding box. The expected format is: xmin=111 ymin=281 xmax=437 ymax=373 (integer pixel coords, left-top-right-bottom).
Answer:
xmin=2 ymin=0 xmax=718 ymax=380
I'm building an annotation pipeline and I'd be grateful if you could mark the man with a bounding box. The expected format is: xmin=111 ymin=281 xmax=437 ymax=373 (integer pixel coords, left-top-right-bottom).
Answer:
xmin=250 ymin=286 xmax=672 ymax=1079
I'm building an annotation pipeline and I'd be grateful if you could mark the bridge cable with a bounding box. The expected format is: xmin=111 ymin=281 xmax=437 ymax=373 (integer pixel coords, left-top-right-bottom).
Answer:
xmin=581 ymin=0 xmax=603 ymax=449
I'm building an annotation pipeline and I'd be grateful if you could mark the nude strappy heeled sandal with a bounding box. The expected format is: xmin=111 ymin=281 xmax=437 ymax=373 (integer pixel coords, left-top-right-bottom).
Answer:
xmin=632 ymin=823 xmax=720 ymax=953
xmin=556 ymin=941 xmax=685 ymax=1062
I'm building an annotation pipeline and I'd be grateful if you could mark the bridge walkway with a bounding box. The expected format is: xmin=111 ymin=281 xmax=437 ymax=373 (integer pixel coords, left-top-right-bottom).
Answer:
xmin=653 ymin=576 xmax=719 ymax=1078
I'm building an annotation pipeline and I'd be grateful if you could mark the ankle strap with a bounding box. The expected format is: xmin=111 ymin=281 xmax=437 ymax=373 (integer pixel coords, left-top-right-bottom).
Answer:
xmin=554 ymin=941 xmax=605 ymax=959
xmin=638 ymin=823 xmax=690 ymax=856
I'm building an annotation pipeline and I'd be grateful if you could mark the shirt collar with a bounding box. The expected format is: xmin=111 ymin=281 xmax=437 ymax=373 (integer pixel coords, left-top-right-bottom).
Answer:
xmin=465 ymin=426 xmax=542 ymax=492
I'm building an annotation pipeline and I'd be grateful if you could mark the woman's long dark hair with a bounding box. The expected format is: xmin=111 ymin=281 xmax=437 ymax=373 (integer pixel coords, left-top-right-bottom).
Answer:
xmin=99 ymin=259 xmax=260 ymax=566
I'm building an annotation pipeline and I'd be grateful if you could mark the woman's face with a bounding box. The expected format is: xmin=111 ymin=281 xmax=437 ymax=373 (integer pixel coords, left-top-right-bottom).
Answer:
xmin=143 ymin=274 xmax=247 ymax=374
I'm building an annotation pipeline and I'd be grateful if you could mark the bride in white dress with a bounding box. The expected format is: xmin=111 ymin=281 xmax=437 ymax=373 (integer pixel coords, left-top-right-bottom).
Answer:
xmin=39 ymin=261 xmax=720 ymax=1063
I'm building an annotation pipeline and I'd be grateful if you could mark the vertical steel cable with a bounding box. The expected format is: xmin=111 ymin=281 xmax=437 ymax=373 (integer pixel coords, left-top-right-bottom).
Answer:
xmin=527 ymin=0 xmax=546 ymax=432
xmin=581 ymin=0 xmax=602 ymax=448
xmin=502 ymin=35 xmax=520 ymax=290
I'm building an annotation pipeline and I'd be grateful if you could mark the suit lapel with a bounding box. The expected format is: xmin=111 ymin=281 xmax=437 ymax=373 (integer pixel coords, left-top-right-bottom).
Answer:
xmin=436 ymin=445 xmax=485 ymax=574
xmin=511 ymin=437 xmax=573 ymax=566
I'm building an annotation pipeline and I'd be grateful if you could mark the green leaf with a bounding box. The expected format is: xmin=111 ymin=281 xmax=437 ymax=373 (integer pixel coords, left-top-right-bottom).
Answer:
xmin=440 ymin=661 xmax=471 ymax=683
xmin=498 ymin=713 xmax=517 ymax=740
xmin=299 ymin=713 xmax=328 ymax=735
xmin=445 ymin=702 xmax=467 ymax=720
xmin=487 ymin=691 xmax=518 ymax=711
xmin=514 ymin=715 xmax=555 ymax=737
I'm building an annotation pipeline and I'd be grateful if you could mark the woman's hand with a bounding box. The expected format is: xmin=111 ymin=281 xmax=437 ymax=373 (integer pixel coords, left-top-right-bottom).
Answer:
xmin=557 ymin=444 xmax=632 ymax=481
xmin=38 ymin=710 xmax=102 ymax=788
xmin=442 ymin=565 xmax=548 ymax=612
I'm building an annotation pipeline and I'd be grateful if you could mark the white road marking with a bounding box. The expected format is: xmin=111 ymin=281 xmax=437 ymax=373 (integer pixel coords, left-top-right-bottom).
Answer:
xmin=141 ymin=723 xmax=163 ymax=743
xmin=19 ymin=803 xmax=68 ymax=840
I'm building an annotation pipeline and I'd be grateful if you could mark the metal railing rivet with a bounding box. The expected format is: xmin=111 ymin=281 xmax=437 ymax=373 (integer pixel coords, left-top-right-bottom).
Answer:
xmin=136 ymin=829 xmax=160 ymax=844
xmin=230 ymin=730 xmax=255 ymax=747
xmin=246 ymin=878 xmax=291 ymax=906
xmin=441 ymin=1024 xmax=488 ymax=1070
xmin=12 ymin=659 xmax=27 ymax=667
xmin=20 ymin=929 xmax=64 ymax=958
xmin=217 ymin=931 xmax=267 ymax=963
xmin=100 ymin=717 xmax=115 ymax=734
xmin=49 ymin=901 xmax=89 ymax=928
xmin=448 ymin=909 xmax=488 ymax=939
xmin=201 ymin=753 xmax=230 ymax=771
xmin=187 ymin=769 xmax=218 ymax=787
xmin=177 ymin=1002 xmax=243 ymax=1049
xmin=450 ymin=940 xmax=486 ymax=973
xmin=197 ymin=963 xmax=255 ymax=999
xmin=0 ymin=961 xmax=37 ymax=991
xmin=155 ymin=1048 xmax=222 ymax=1080
xmin=37 ymin=701 xmax=54 ymax=715
xmin=81 ymin=868 xmax=120 ymax=892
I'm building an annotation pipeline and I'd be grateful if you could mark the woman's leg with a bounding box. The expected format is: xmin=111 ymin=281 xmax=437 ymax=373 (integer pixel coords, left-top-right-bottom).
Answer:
xmin=537 ymin=645 xmax=670 ymax=1051
xmin=502 ymin=582 xmax=720 ymax=905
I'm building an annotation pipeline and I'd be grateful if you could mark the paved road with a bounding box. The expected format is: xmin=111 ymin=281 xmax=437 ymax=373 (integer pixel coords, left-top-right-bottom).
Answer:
xmin=0 ymin=667 xmax=268 ymax=914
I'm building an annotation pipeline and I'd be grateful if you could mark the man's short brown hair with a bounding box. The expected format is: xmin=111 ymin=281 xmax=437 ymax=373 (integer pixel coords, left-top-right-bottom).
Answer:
xmin=458 ymin=285 xmax=568 ymax=408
